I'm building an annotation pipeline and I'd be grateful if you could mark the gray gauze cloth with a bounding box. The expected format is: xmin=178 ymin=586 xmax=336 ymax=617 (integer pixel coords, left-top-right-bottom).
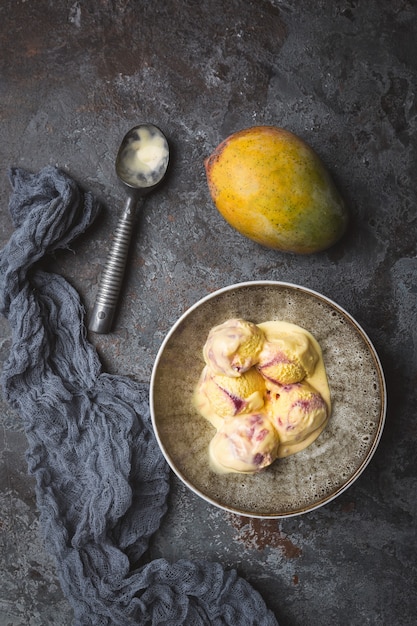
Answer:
xmin=0 ymin=166 xmax=278 ymax=626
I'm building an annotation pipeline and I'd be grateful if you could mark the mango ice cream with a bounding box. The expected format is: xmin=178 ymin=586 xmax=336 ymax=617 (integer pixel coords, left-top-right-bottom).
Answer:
xmin=209 ymin=413 xmax=279 ymax=474
xmin=203 ymin=318 xmax=265 ymax=377
xmin=195 ymin=365 xmax=265 ymax=430
xmin=194 ymin=318 xmax=331 ymax=474
xmin=265 ymin=381 xmax=329 ymax=458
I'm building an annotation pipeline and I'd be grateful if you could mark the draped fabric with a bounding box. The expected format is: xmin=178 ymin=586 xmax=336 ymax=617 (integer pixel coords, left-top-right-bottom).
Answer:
xmin=0 ymin=166 xmax=278 ymax=625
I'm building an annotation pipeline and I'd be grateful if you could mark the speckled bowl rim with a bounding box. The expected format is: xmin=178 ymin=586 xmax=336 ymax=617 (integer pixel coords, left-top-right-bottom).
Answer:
xmin=150 ymin=281 xmax=387 ymax=518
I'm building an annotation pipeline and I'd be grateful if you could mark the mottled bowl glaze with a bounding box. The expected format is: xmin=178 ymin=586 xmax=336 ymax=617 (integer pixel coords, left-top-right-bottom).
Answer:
xmin=150 ymin=281 xmax=386 ymax=518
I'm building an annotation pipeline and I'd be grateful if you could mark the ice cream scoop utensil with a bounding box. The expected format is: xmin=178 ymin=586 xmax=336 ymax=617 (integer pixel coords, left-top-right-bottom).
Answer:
xmin=89 ymin=124 xmax=169 ymax=334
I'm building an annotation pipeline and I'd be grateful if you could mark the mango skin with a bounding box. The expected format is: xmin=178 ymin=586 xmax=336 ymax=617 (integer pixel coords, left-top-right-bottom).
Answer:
xmin=205 ymin=126 xmax=348 ymax=254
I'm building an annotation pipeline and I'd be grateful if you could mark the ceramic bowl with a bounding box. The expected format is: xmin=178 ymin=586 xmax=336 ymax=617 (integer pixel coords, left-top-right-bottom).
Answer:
xmin=150 ymin=281 xmax=386 ymax=518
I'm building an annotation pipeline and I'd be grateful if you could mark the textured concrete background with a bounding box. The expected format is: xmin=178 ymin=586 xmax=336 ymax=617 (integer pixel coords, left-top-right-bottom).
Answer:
xmin=0 ymin=0 xmax=416 ymax=624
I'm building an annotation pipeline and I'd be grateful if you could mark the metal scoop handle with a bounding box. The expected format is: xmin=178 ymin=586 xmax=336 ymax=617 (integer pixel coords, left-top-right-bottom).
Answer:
xmin=89 ymin=197 xmax=137 ymax=333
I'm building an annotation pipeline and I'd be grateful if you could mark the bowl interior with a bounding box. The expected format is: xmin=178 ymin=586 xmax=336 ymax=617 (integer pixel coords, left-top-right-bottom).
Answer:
xmin=151 ymin=282 xmax=386 ymax=518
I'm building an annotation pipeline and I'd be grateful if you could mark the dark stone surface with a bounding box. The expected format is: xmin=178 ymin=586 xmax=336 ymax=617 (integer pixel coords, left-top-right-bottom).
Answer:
xmin=1 ymin=1 xmax=416 ymax=624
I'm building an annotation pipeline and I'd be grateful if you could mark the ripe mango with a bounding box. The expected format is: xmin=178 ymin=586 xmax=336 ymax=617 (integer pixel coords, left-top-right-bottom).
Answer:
xmin=205 ymin=126 xmax=348 ymax=254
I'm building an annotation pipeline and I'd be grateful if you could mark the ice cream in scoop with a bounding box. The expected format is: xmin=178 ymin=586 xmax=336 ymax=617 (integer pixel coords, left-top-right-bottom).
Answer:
xmin=203 ymin=318 xmax=265 ymax=377
xmin=265 ymin=380 xmax=329 ymax=458
xmin=209 ymin=413 xmax=279 ymax=474
xmin=256 ymin=321 xmax=319 ymax=385
xmin=194 ymin=365 xmax=265 ymax=429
